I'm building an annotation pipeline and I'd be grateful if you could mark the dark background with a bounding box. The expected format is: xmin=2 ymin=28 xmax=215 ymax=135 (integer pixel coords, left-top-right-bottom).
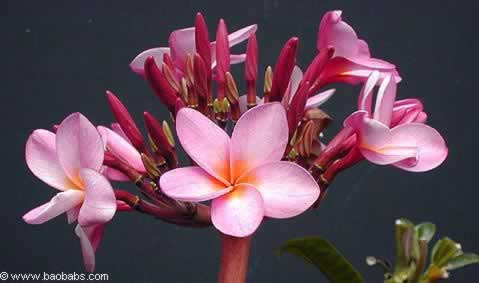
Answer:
xmin=2 ymin=0 xmax=478 ymax=282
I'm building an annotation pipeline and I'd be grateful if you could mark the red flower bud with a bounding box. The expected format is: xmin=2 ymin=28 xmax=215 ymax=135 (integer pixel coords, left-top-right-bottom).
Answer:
xmin=195 ymin=13 xmax=212 ymax=78
xmin=215 ymin=19 xmax=230 ymax=99
xmin=143 ymin=112 xmax=174 ymax=156
xmin=194 ymin=53 xmax=208 ymax=100
xmin=105 ymin=90 xmax=147 ymax=153
xmin=269 ymin=37 xmax=299 ymax=102
xmin=144 ymin=56 xmax=179 ymax=114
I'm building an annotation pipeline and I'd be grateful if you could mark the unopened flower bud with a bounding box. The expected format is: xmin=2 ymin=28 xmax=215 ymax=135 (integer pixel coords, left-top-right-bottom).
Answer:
xmin=195 ymin=12 xmax=212 ymax=78
xmin=144 ymin=56 xmax=178 ymax=114
xmin=106 ymin=90 xmax=147 ymax=154
xmin=269 ymin=37 xmax=299 ymax=102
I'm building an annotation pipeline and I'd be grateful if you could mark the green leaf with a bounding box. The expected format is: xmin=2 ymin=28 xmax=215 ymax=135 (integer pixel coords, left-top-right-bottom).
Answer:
xmin=444 ymin=253 xmax=479 ymax=271
xmin=415 ymin=222 xmax=436 ymax=243
xmin=278 ymin=237 xmax=365 ymax=283
xmin=431 ymin=237 xmax=463 ymax=268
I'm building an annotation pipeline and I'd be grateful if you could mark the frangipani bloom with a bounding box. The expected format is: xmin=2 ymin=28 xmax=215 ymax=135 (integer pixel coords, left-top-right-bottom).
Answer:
xmin=24 ymin=113 xmax=116 ymax=271
xmin=160 ymin=103 xmax=320 ymax=237
xmin=345 ymin=71 xmax=448 ymax=172
xmin=239 ymin=66 xmax=336 ymax=113
xmin=317 ymin=10 xmax=401 ymax=85
xmin=130 ymin=22 xmax=257 ymax=76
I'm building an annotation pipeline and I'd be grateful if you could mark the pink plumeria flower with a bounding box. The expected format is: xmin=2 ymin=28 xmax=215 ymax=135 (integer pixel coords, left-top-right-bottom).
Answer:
xmin=129 ymin=23 xmax=257 ymax=76
xmin=160 ymin=103 xmax=320 ymax=237
xmin=317 ymin=10 xmax=401 ymax=85
xmin=24 ymin=113 xmax=117 ymax=272
xmin=344 ymin=71 xmax=448 ymax=172
xmin=98 ymin=125 xmax=146 ymax=181
xmin=238 ymin=66 xmax=336 ymax=113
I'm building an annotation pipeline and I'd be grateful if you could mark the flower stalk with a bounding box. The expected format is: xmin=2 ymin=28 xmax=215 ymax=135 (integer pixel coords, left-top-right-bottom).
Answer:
xmin=218 ymin=234 xmax=252 ymax=283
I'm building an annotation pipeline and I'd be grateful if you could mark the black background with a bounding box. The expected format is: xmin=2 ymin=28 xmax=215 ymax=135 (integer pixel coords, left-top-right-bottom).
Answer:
xmin=2 ymin=0 xmax=478 ymax=282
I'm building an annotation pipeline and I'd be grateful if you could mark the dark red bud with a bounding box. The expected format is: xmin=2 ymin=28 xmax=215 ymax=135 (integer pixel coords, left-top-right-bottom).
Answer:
xmin=215 ymin=19 xmax=230 ymax=99
xmin=105 ymin=90 xmax=147 ymax=153
xmin=194 ymin=53 xmax=208 ymax=99
xmin=245 ymin=34 xmax=258 ymax=82
xmin=144 ymin=56 xmax=179 ymax=113
xmin=144 ymin=112 xmax=173 ymax=156
xmin=287 ymin=80 xmax=310 ymax=135
xmin=195 ymin=12 xmax=212 ymax=78
xmin=163 ymin=53 xmax=176 ymax=73
xmin=269 ymin=37 xmax=299 ymax=102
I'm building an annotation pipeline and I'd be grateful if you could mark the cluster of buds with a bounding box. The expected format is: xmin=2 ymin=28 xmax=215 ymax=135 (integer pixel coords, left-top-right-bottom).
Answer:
xmin=23 ymin=10 xmax=448 ymax=272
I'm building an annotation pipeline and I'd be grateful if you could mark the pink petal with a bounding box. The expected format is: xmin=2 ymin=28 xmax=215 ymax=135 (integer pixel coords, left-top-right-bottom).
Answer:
xmin=319 ymin=57 xmax=401 ymax=86
xmin=237 ymin=161 xmax=320 ymax=218
xmin=358 ymin=70 xmax=380 ymax=112
xmin=211 ymin=184 xmax=264 ymax=237
xmin=23 ymin=190 xmax=84 ymax=224
xmin=67 ymin=206 xmax=80 ymax=224
xmin=317 ymin=10 xmax=361 ymax=59
xmin=354 ymin=118 xmax=420 ymax=165
xmin=56 ymin=113 xmax=104 ymax=185
xmin=282 ymin=65 xmax=303 ymax=107
xmin=391 ymin=123 xmax=448 ymax=172
xmin=129 ymin=47 xmax=170 ymax=76
xmin=101 ymin=166 xmax=130 ymax=182
xmin=160 ymin=166 xmax=232 ymax=202
xmin=175 ymin=108 xmax=231 ymax=185
xmin=75 ymin=224 xmax=105 ymax=272
xmin=306 ymin=89 xmax=336 ymax=109
xmin=78 ymin=169 xmax=116 ymax=226
xmin=227 ymin=24 xmax=257 ymax=46
xmin=111 ymin=123 xmax=132 ymax=144
xmin=25 ymin=129 xmax=76 ymax=190
xmin=373 ymin=74 xmax=396 ymax=126
xmin=97 ymin=126 xmax=145 ymax=173
xmin=169 ymin=27 xmax=196 ymax=71
xmin=230 ymin=103 xmax=288 ymax=181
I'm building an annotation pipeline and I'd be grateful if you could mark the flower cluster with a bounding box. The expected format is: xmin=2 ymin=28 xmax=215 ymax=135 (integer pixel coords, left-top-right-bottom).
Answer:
xmin=23 ymin=11 xmax=447 ymax=272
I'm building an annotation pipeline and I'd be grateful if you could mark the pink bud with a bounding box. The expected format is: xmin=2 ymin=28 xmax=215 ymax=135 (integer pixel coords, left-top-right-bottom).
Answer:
xmin=269 ymin=37 xmax=299 ymax=102
xmin=195 ymin=12 xmax=212 ymax=78
xmin=106 ymin=90 xmax=147 ymax=153
xmin=215 ymin=19 xmax=231 ymax=99
xmin=144 ymin=56 xmax=179 ymax=113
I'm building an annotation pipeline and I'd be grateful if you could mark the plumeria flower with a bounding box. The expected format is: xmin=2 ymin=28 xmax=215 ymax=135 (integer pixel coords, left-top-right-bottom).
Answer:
xmin=24 ymin=113 xmax=117 ymax=272
xmin=129 ymin=21 xmax=257 ymax=76
xmin=238 ymin=66 xmax=336 ymax=113
xmin=317 ymin=10 xmax=401 ymax=85
xmin=98 ymin=125 xmax=146 ymax=181
xmin=160 ymin=103 xmax=320 ymax=237
xmin=344 ymin=71 xmax=448 ymax=172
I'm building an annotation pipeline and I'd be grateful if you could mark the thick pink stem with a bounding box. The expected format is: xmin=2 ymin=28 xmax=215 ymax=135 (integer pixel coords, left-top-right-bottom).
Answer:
xmin=218 ymin=233 xmax=252 ymax=283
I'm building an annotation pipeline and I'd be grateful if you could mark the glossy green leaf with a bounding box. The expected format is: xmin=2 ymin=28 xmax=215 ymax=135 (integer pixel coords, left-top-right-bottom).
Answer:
xmin=431 ymin=237 xmax=463 ymax=268
xmin=445 ymin=253 xmax=479 ymax=271
xmin=415 ymin=222 xmax=436 ymax=243
xmin=278 ymin=237 xmax=365 ymax=283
